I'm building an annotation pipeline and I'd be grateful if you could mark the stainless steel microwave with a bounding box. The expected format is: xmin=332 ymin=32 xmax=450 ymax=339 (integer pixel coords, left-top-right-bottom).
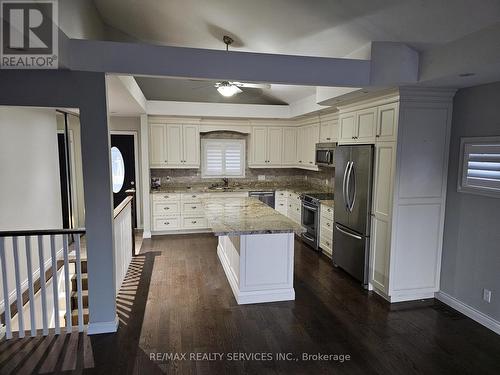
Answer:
xmin=315 ymin=142 xmax=336 ymax=167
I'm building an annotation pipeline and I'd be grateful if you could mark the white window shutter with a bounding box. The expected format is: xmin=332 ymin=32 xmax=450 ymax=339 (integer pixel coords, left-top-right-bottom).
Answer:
xmin=201 ymin=139 xmax=245 ymax=178
xmin=459 ymin=137 xmax=500 ymax=197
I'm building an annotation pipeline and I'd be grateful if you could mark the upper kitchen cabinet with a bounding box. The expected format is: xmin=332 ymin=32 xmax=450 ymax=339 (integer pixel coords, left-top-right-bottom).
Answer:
xmin=319 ymin=113 xmax=339 ymax=143
xmin=149 ymin=123 xmax=167 ymax=167
xmin=338 ymin=108 xmax=377 ymax=144
xmin=295 ymin=117 xmax=320 ymax=170
xmin=149 ymin=122 xmax=200 ymax=168
xmin=249 ymin=126 xmax=283 ymax=167
xmin=282 ymin=127 xmax=297 ymax=166
xmin=376 ymin=102 xmax=399 ymax=142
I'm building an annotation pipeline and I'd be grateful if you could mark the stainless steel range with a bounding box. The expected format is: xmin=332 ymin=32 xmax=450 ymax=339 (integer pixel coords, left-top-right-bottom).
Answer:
xmin=300 ymin=192 xmax=334 ymax=250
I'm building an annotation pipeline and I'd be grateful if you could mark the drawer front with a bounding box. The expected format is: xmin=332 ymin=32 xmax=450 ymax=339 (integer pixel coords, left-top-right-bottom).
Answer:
xmin=320 ymin=217 xmax=334 ymax=237
xmin=276 ymin=191 xmax=288 ymax=199
xmin=182 ymin=217 xmax=208 ymax=229
xmin=153 ymin=202 xmax=180 ymax=215
xmin=275 ymin=202 xmax=287 ymax=215
xmin=321 ymin=205 xmax=334 ymax=220
xmin=182 ymin=202 xmax=204 ymax=214
xmin=320 ymin=236 xmax=333 ymax=256
xmin=181 ymin=192 xmax=207 ymax=202
xmin=153 ymin=216 xmax=180 ymax=230
xmin=152 ymin=193 xmax=181 ymax=202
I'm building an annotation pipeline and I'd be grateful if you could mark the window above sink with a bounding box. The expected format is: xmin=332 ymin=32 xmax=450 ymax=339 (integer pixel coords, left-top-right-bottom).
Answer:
xmin=201 ymin=139 xmax=246 ymax=178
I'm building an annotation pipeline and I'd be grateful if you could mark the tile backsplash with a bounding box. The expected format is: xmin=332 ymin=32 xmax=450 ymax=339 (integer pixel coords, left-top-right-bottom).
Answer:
xmin=150 ymin=131 xmax=334 ymax=192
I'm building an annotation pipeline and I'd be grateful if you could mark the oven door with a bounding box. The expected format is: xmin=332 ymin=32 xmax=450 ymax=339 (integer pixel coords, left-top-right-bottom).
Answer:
xmin=301 ymin=201 xmax=319 ymax=249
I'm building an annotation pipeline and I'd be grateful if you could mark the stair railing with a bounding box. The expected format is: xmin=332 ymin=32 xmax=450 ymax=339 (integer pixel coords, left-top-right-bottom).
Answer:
xmin=0 ymin=228 xmax=86 ymax=340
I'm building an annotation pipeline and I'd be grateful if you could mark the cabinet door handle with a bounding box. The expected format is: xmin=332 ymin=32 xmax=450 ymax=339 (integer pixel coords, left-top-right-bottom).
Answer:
xmin=309 ymin=161 xmax=313 ymax=164
xmin=164 ymin=195 xmax=169 ymax=199
xmin=192 ymin=195 xmax=197 ymax=198
xmin=192 ymin=221 xmax=197 ymax=224
xmin=376 ymin=134 xmax=380 ymax=138
xmin=191 ymin=206 xmax=197 ymax=209
xmin=164 ymin=222 xmax=170 ymax=225
xmin=164 ymin=207 xmax=170 ymax=210
xmin=326 ymin=222 xmax=331 ymax=227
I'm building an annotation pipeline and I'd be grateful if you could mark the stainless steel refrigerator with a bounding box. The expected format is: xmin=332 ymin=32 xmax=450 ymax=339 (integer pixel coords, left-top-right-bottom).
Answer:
xmin=333 ymin=145 xmax=374 ymax=287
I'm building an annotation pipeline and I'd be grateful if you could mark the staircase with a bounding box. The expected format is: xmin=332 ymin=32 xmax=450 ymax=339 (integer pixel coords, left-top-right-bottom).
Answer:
xmin=66 ymin=254 xmax=89 ymax=326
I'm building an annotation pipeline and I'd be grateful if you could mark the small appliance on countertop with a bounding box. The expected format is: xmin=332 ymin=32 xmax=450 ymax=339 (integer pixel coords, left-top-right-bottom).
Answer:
xmin=300 ymin=192 xmax=334 ymax=250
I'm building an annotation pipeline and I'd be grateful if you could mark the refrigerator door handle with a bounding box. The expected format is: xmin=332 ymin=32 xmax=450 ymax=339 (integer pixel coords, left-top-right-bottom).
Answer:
xmin=342 ymin=161 xmax=351 ymax=211
xmin=348 ymin=162 xmax=357 ymax=213
xmin=345 ymin=161 xmax=353 ymax=211
xmin=335 ymin=224 xmax=363 ymax=240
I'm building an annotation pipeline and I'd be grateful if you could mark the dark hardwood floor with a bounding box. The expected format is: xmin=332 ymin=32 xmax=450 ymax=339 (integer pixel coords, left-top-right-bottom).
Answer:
xmin=1 ymin=233 xmax=499 ymax=374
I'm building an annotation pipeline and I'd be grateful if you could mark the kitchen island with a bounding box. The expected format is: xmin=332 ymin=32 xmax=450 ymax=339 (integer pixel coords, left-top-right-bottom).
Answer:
xmin=203 ymin=197 xmax=304 ymax=304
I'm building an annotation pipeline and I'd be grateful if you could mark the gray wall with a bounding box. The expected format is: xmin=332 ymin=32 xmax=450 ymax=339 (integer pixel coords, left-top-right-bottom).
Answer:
xmin=441 ymin=82 xmax=500 ymax=322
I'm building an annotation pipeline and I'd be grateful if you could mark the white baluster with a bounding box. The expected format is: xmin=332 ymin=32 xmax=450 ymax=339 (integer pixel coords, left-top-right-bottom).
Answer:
xmin=12 ymin=237 xmax=25 ymax=338
xmin=63 ymin=234 xmax=72 ymax=332
xmin=25 ymin=236 xmax=36 ymax=337
xmin=37 ymin=235 xmax=48 ymax=336
xmin=0 ymin=237 xmax=12 ymax=339
xmin=75 ymin=235 xmax=84 ymax=332
xmin=50 ymin=235 xmax=60 ymax=335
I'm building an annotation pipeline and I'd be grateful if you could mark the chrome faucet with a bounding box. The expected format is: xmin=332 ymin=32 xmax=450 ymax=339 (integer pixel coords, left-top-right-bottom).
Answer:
xmin=222 ymin=178 xmax=229 ymax=187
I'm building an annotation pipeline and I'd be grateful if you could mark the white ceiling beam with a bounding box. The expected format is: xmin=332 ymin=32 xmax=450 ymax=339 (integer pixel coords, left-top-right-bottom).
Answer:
xmin=147 ymin=101 xmax=291 ymax=118
xmin=67 ymin=39 xmax=371 ymax=87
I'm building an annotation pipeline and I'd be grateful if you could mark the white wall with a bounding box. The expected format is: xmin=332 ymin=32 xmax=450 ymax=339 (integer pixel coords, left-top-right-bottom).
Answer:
xmin=0 ymin=106 xmax=63 ymax=313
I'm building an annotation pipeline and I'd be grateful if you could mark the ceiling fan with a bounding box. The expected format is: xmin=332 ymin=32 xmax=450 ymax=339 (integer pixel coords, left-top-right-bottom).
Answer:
xmin=213 ymin=36 xmax=271 ymax=97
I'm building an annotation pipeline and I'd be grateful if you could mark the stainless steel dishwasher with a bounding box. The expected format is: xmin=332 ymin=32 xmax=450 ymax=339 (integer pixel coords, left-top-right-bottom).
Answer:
xmin=248 ymin=191 xmax=275 ymax=209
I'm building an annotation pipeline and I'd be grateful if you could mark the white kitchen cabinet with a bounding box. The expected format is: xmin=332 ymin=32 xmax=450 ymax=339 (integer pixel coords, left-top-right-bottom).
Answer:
xmin=249 ymin=127 xmax=283 ymax=167
xmin=356 ymin=108 xmax=377 ymax=143
xmin=319 ymin=114 xmax=338 ymax=143
xmin=148 ymin=123 xmax=200 ymax=168
xmin=319 ymin=204 xmax=334 ymax=257
xmin=369 ymin=142 xmax=396 ymax=293
xmin=166 ymin=124 xmax=183 ymax=165
xmin=268 ymin=127 xmax=283 ymax=165
xmin=250 ymin=127 xmax=268 ymax=166
xmin=376 ymin=102 xmax=398 ymax=142
xmin=295 ymin=124 xmax=319 ymax=169
xmin=338 ymin=108 xmax=377 ymax=144
xmin=335 ymin=88 xmax=455 ymax=303
xmin=149 ymin=124 xmax=167 ymax=167
xmin=182 ymin=125 xmax=201 ymax=167
xmin=282 ymin=128 xmax=297 ymax=166
xmin=338 ymin=112 xmax=356 ymax=143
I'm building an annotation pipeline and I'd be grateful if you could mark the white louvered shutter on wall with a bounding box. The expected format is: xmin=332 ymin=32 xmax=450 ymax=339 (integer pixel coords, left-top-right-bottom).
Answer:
xmin=460 ymin=138 xmax=500 ymax=197
xmin=202 ymin=139 xmax=245 ymax=178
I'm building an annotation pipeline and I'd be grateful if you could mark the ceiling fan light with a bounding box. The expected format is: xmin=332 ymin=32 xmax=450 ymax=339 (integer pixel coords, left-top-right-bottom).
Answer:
xmin=217 ymin=84 xmax=242 ymax=97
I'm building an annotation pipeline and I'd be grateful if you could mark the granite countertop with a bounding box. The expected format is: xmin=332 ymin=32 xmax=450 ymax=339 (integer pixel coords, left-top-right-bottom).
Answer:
xmin=151 ymin=183 xmax=328 ymax=195
xmin=203 ymin=197 xmax=305 ymax=236
xmin=321 ymin=200 xmax=334 ymax=208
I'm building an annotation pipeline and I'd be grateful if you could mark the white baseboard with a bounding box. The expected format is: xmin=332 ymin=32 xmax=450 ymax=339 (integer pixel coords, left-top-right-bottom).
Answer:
xmin=217 ymin=245 xmax=295 ymax=305
xmin=87 ymin=315 xmax=119 ymax=335
xmin=435 ymin=291 xmax=500 ymax=335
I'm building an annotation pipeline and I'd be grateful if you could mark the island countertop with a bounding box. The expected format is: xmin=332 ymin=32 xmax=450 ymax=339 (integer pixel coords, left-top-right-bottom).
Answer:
xmin=203 ymin=197 xmax=305 ymax=236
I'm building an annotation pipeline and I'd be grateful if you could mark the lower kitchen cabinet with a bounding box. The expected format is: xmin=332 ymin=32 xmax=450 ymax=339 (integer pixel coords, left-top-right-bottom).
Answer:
xmin=151 ymin=191 xmax=248 ymax=233
xmin=319 ymin=203 xmax=334 ymax=257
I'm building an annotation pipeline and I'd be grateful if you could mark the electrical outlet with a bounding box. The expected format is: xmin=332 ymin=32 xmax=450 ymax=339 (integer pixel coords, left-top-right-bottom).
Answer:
xmin=258 ymin=175 xmax=265 ymax=181
xmin=483 ymin=288 xmax=492 ymax=303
